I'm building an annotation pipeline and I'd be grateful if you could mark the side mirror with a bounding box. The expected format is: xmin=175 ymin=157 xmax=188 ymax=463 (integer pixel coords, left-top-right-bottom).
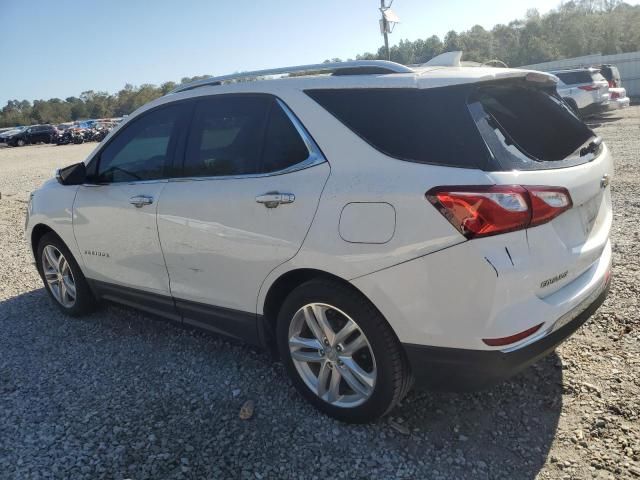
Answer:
xmin=56 ymin=162 xmax=87 ymax=185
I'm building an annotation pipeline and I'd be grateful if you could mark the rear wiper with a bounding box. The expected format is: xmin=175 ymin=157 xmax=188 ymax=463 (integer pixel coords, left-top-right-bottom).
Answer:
xmin=580 ymin=137 xmax=602 ymax=157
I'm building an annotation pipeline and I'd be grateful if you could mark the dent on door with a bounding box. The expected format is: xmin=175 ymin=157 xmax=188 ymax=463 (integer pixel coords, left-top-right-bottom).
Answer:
xmin=157 ymin=163 xmax=331 ymax=314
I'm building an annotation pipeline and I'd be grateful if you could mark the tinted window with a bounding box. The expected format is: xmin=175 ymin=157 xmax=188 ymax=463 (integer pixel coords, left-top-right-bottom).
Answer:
xmin=261 ymin=102 xmax=309 ymax=173
xmin=96 ymin=104 xmax=184 ymax=183
xmin=554 ymin=71 xmax=592 ymax=85
xmin=600 ymin=66 xmax=613 ymax=81
xmin=184 ymin=95 xmax=270 ymax=177
xmin=471 ymin=84 xmax=594 ymax=163
xmin=306 ymin=87 xmax=491 ymax=169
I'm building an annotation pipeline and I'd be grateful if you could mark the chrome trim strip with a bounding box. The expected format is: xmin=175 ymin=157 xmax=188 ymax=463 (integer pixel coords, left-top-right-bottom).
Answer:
xmin=82 ymin=178 xmax=170 ymax=187
xmin=169 ymin=60 xmax=414 ymax=94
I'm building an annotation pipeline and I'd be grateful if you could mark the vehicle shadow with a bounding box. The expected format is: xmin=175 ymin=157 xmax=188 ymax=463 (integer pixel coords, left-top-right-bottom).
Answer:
xmin=0 ymin=288 xmax=562 ymax=479
xmin=390 ymin=354 xmax=563 ymax=478
xmin=586 ymin=115 xmax=623 ymax=128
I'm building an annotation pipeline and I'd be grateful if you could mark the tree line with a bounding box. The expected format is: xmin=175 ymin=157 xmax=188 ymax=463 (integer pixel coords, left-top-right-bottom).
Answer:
xmin=353 ymin=0 xmax=640 ymax=67
xmin=2 ymin=0 xmax=639 ymax=128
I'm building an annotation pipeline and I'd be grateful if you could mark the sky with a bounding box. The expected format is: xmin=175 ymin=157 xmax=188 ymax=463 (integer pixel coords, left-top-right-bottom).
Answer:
xmin=0 ymin=0 xmax=634 ymax=105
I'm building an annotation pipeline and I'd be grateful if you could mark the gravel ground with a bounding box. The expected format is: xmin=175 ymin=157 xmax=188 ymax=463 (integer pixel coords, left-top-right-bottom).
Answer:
xmin=0 ymin=107 xmax=639 ymax=480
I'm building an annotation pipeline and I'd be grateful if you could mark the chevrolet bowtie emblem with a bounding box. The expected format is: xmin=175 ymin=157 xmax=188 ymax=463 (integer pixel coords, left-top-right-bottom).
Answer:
xmin=601 ymin=174 xmax=610 ymax=189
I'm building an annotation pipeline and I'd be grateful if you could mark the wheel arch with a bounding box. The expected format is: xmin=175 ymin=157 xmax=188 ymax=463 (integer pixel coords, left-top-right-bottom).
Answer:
xmin=31 ymin=223 xmax=57 ymax=257
xmin=260 ymin=268 xmax=392 ymax=356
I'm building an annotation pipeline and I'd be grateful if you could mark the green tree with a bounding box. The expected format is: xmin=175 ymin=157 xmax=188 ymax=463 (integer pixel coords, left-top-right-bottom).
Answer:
xmin=2 ymin=1 xmax=640 ymax=128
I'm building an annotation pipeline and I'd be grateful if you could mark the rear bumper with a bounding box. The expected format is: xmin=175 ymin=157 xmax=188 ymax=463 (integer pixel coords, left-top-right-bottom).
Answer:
xmin=403 ymin=283 xmax=609 ymax=391
xmin=609 ymin=97 xmax=630 ymax=110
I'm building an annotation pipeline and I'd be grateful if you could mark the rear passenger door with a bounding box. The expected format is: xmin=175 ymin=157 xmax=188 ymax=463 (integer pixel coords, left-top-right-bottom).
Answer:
xmin=157 ymin=94 xmax=330 ymax=341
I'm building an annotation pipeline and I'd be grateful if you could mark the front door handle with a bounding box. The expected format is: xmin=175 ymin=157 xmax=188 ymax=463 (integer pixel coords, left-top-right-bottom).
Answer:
xmin=129 ymin=195 xmax=154 ymax=208
xmin=255 ymin=192 xmax=295 ymax=208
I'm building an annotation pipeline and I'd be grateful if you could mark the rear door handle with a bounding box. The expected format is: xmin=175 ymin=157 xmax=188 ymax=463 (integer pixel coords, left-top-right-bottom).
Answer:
xmin=129 ymin=195 xmax=154 ymax=208
xmin=255 ymin=192 xmax=295 ymax=208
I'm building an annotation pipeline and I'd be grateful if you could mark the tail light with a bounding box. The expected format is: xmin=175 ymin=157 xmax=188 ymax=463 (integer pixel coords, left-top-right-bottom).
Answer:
xmin=426 ymin=185 xmax=572 ymax=239
xmin=608 ymin=80 xmax=617 ymax=88
xmin=578 ymin=84 xmax=598 ymax=91
xmin=610 ymin=90 xmax=620 ymax=100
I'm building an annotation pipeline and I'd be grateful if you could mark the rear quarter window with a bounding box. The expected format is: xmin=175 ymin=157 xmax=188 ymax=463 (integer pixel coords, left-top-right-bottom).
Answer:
xmin=305 ymin=87 xmax=492 ymax=169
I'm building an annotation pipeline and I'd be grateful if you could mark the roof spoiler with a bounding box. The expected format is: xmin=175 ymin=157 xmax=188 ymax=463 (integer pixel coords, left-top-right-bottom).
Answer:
xmin=423 ymin=51 xmax=463 ymax=67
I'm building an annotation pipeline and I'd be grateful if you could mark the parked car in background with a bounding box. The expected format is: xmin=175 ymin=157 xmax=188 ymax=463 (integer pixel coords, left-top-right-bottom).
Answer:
xmin=552 ymin=68 xmax=610 ymax=118
xmin=0 ymin=126 xmax=27 ymax=144
xmin=26 ymin=58 xmax=612 ymax=422
xmin=7 ymin=125 xmax=58 ymax=147
xmin=598 ymin=64 xmax=622 ymax=88
xmin=608 ymin=87 xmax=630 ymax=110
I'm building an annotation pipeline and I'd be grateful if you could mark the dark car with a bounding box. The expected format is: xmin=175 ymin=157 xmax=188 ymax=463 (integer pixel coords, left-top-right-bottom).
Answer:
xmin=0 ymin=126 xmax=27 ymax=143
xmin=7 ymin=125 xmax=58 ymax=147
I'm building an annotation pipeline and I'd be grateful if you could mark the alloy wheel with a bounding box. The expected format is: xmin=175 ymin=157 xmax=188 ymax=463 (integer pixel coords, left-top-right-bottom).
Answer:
xmin=288 ymin=303 xmax=377 ymax=408
xmin=41 ymin=245 xmax=76 ymax=308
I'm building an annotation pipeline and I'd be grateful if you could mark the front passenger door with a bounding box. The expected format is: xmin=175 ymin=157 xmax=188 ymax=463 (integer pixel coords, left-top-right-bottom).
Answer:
xmin=73 ymin=102 xmax=191 ymax=309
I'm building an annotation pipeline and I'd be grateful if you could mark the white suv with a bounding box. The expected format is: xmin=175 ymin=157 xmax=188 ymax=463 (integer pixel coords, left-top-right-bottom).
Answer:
xmin=26 ymin=58 xmax=613 ymax=423
xmin=553 ymin=68 xmax=611 ymax=118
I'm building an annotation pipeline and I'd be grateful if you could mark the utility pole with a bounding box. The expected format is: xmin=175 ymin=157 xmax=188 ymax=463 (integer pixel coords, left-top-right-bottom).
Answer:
xmin=380 ymin=0 xmax=390 ymax=60
xmin=379 ymin=1 xmax=399 ymax=61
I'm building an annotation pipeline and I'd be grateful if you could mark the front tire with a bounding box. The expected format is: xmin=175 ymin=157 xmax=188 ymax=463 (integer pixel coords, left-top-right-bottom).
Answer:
xmin=16 ymin=138 xmax=25 ymax=147
xmin=36 ymin=232 xmax=96 ymax=316
xmin=277 ymin=279 xmax=412 ymax=423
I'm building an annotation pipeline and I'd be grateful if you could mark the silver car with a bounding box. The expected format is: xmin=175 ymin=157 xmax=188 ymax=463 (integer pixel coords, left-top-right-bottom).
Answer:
xmin=552 ymin=68 xmax=610 ymax=119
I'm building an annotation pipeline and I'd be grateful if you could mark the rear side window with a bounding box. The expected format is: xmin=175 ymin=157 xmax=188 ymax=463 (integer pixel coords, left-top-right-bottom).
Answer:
xmin=184 ymin=95 xmax=270 ymax=177
xmin=261 ymin=102 xmax=309 ymax=173
xmin=554 ymin=71 xmax=592 ymax=85
xmin=306 ymin=88 xmax=492 ymax=169
xmin=183 ymin=95 xmax=311 ymax=177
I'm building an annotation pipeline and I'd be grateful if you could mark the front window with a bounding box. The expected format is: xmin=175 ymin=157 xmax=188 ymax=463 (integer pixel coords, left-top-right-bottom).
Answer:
xmin=94 ymin=104 xmax=186 ymax=183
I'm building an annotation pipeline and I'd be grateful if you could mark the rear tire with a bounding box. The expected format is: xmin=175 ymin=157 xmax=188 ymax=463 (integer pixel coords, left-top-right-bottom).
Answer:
xmin=276 ymin=279 xmax=412 ymax=423
xmin=16 ymin=138 xmax=25 ymax=147
xmin=36 ymin=232 xmax=97 ymax=316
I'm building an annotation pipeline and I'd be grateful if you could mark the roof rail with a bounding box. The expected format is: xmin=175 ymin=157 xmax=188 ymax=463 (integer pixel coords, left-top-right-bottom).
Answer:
xmin=169 ymin=60 xmax=414 ymax=94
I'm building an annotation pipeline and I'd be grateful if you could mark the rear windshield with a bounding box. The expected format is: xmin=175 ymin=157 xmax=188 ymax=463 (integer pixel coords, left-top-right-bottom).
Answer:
xmin=554 ymin=71 xmax=593 ymax=85
xmin=472 ymin=84 xmax=594 ymax=163
xmin=306 ymin=82 xmax=595 ymax=171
